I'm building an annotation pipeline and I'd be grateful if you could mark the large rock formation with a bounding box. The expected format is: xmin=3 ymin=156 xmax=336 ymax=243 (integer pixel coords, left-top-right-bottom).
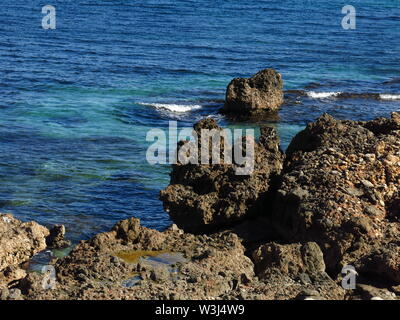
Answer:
xmin=18 ymin=218 xmax=258 ymax=300
xmin=272 ymin=112 xmax=400 ymax=282
xmin=223 ymin=68 xmax=284 ymax=115
xmin=16 ymin=217 xmax=346 ymax=300
xmin=160 ymin=118 xmax=284 ymax=233
xmin=0 ymin=214 xmax=49 ymax=289
xmin=157 ymin=112 xmax=400 ymax=299
xmin=7 ymin=112 xmax=400 ymax=300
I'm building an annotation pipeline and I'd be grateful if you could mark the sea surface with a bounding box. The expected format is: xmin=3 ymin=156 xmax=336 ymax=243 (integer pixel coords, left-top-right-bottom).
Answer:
xmin=1 ymin=1 xmax=399 ymax=242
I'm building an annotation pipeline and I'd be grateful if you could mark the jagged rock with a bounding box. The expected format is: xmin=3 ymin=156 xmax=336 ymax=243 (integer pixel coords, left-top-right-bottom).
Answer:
xmin=0 ymin=265 xmax=27 ymax=285
xmin=15 ymin=216 xmax=350 ymax=300
xmin=160 ymin=118 xmax=284 ymax=233
xmin=252 ymin=242 xmax=326 ymax=280
xmin=296 ymin=289 xmax=325 ymax=300
xmin=150 ymin=265 xmax=170 ymax=283
xmin=90 ymin=217 xmax=166 ymax=251
xmin=356 ymin=284 xmax=396 ymax=300
xmin=18 ymin=272 xmax=46 ymax=296
xmin=17 ymin=217 xmax=258 ymax=300
xmin=0 ymin=288 xmax=9 ymax=300
xmin=223 ymin=68 xmax=284 ymax=115
xmin=355 ymin=244 xmax=400 ymax=284
xmin=272 ymin=112 xmax=400 ymax=278
xmin=112 ymin=218 xmax=141 ymax=242
xmin=8 ymin=288 xmax=22 ymax=300
xmin=251 ymin=241 xmax=346 ymax=299
xmin=168 ymin=224 xmax=184 ymax=234
xmin=9 ymin=112 xmax=400 ymax=300
xmin=46 ymin=225 xmax=70 ymax=249
xmin=0 ymin=214 xmax=49 ymax=277
xmin=391 ymin=285 xmax=400 ymax=295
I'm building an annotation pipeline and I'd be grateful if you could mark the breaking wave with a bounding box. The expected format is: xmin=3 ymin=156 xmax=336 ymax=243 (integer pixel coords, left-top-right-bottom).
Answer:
xmin=304 ymin=91 xmax=400 ymax=101
xmin=306 ymin=91 xmax=341 ymax=99
xmin=379 ymin=94 xmax=400 ymax=101
xmin=138 ymin=102 xmax=202 ymax=113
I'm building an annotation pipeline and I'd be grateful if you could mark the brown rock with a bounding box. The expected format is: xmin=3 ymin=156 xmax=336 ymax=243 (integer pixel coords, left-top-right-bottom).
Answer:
xmin=356 ymin=284 xmax=396 ymax=300
xmin=0 ymin=266 xmax=27 ymax=285
xmin=0 ymin=214 xmax=49 ymax=273
xmin=356 ymin=244 xmax=400 ymax=284
xmin=18 ymin=217 xmax=258 ymax=300
xmin=272 ymin=112 xmax=400 ymax=277
xmin=223 ymin=68 xmax=284 ymax=115
xmin=160 ymin=118 xmax=284 ymax=233
xmin=46 ymin=225 xmax=70 ymax=249
xmin=252 ymin=242 xmax=326 ymax=280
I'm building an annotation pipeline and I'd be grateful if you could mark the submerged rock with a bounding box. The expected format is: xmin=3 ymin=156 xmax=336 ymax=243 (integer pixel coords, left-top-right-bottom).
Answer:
xmin=160 ymin=118 xmax=284 ymax=233
xmin=223 ymin=68 xmax=284 ymax=115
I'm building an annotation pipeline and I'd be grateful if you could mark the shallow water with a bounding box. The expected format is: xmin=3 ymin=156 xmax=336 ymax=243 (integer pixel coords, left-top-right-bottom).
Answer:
xmin=1 ymin=1 xmax=399 ymax=242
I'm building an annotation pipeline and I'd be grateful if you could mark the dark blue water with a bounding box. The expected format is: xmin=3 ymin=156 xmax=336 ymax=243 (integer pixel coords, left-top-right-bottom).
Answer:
xmin=1 ymin=1 xmax=399 ymax=241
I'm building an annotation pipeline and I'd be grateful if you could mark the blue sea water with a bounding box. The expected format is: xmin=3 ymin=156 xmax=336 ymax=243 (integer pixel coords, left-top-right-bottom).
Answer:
xmin=1 ymin=1 xmax=399 ymax=241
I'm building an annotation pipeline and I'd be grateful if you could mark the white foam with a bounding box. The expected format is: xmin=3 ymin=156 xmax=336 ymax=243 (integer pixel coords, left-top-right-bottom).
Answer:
xmin=138 ymin=102 xmax=202 ymax=113
xmin=379 ymin=94 xmax=400 ymax=101
xmin=306 ymin=91 xmax=341 ymax=99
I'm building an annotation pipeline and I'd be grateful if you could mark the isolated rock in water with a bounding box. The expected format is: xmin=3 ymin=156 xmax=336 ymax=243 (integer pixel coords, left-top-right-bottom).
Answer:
xmin=223 ymin=68 xmax=284 ymax=115
xmin=0 ymin=214 xmax=49 ymax=274
xmin=272 ymin=112 xmax=400 ymax=279
xmin=160 ymin=118 xmax=284 ymax=233
xmin=252 ymin=242 xmax=326 ymax=280
xmin=46 ymin=225 xmax=71 ymax=249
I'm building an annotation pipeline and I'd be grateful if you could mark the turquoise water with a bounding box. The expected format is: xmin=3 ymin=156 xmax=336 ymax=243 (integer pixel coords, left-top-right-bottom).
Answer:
xmin=1 ymin=1 xmax=399 ymax=241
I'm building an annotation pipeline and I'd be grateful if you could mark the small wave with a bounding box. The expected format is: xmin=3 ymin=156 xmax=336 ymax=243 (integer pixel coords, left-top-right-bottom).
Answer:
xmin=306 ymin=91 xmax=400 ymax=101
xmin=379 ymin=94 xmax=400 ymax=101
xmin=306 ymin=91 xmax=341 ymax=99
xmin=138 ymin=102 xmax=202 ymax=113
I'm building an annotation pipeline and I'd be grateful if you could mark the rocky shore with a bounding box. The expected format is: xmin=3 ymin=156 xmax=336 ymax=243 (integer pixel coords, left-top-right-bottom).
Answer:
xmin=1 ymin=112 xmax=399 ymax=300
